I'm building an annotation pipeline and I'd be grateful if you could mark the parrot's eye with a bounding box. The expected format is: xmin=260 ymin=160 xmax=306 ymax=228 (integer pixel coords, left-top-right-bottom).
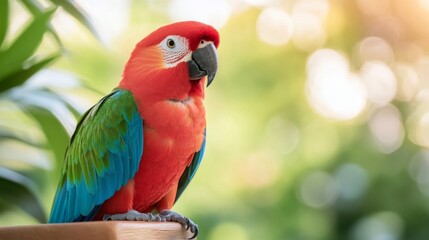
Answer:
xmin=160 ymin=35 xmax=190 ymax=67
xmin=167 ymin=39 xmax=175 ymax=49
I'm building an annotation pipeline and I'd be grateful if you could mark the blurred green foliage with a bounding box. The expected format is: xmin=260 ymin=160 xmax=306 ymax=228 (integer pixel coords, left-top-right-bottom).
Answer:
xmin=2 ymin=0 xmax=429 ymax=240
xmin=0 ymin=0 xmax=99 ymax=224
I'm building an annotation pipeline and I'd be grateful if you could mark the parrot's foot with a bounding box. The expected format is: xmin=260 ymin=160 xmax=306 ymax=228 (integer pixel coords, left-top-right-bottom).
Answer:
xmin=103 ymin=209 xmax=162 ymax=221
xmin=103 ymin=210 xmax=198 ymax=239
xmin=159 ymin=210 xmax=198 ymax=239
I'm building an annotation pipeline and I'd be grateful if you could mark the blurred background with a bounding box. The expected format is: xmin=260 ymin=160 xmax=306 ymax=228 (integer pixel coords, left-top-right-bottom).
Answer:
xmin=1 ymin=0 xmax=429 ymax=239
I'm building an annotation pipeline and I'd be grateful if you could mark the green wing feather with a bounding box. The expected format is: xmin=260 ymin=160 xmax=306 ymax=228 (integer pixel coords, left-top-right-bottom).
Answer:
xmin=49 ymin=89 xmax=143 ymax=223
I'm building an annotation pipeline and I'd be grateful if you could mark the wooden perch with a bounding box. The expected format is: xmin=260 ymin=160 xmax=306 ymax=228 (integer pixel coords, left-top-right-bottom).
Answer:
xmin=0 ymin=221 xmax=194 ymax=240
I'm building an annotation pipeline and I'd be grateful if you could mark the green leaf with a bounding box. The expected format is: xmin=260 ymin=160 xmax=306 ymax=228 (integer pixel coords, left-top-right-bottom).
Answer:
xmin=43 ymin=89 xmax=83 ymax=118
xmin=0 ymin=130 xmax=43 ymax=148
xmin=18 ymin=0 xmax=43 ymax=16
xmin=19 ymin=0 xmax=63 ymax=48
xmin=0 ymin=0 xmax=8 ymax=48
xmin=11 ymin=90 xmax=73 ymax=169
xmin=48 ymin=0 xmax=101 ymax=41
xmin=25 ymin=106 xmax=70 ymax=173
xmin=0 ymin=167 xmax=46 ymax=223
xmin=0 ymin=8 xmax=56 ymax=81
xmin=0 ymin=55 xmax=58 ymax=93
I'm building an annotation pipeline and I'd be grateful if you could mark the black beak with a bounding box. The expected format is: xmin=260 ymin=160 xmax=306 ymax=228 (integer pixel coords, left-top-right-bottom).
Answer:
xmin=187 ymin=43 xmax=218 ymax=87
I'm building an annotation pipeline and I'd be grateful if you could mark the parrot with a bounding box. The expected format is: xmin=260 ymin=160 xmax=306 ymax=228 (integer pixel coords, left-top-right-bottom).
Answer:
xmin=48 ymin=21 xmax=219 ymax=239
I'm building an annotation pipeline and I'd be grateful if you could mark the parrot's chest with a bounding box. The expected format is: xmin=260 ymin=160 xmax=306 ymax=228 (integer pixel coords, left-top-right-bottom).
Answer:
xmin=132 ymin=98 xmax=205 ymax=211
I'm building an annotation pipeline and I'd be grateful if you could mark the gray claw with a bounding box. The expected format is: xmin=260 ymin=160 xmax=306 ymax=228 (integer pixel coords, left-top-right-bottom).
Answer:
xmin=103 ymin=210 xmax=156 ymax=221
xmin=159 ymin=210 xmax=199 ymax=239
xmin=103 ymin=214 xmax=112 ymax=221
xmin=103 ymin=209 xmax=199 ymax=239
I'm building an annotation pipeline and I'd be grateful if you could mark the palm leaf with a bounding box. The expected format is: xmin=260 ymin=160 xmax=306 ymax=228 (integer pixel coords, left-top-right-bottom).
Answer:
xmin=48 ymin=0 xmax=101 ymax=41
xmin=0 ymin=130 xmax=43 ymax=148
xmin=0 ymin=0 xmax=8 ymax=48
xmin=0 ymin=167 xmax=46 ymax=223
xmin=18 ymin=0 xmax=63 ymax=47
xmin=0 ymin=55 xmax=59 ymax=93
xmin=25 ymin=106 xmax=71 ymax=172
xmin=18 ymin=0 xmax=44 ymax=15
xmin=0 ymin=8 xmax=56 ymax=81
xmin=10 ymin=89 xmax=76 ymax=168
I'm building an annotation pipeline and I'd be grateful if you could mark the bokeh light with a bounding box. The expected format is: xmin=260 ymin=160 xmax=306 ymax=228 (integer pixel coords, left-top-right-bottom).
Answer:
xmin=360 ymin=60 xmax=397 ymax=106
xmin=355 ymin=37 xmax=394 ymax=65
xmin=355 ymin=0 xmax=390 ymax=16
xmin=418 ymin=0 xmax=429 ymax=11
xmin=242 ymin=0 xmax=275 ymax=7
xmin=405 ymin=98 xmax=429 ymax=148
xmin=291 ymin=0 xmax=329 ymax=51
xmin=291 ymin=11 xmax=326 ymax=51
xmin=369 ymin=105 xmax=405 ymax=153
xmin=416 ymin=56 xmax=429 ymax=89
xmin=335 ymin=163 xmax=368 ymax=202
xmin=351 ymin=212 xmax=404 ymax=240
xmin=256 ymin=7 xmax=293 ymax=45
xmin=306 ymin=49 xmax=367 ymax=120
xmin=239 ymin=151 xmax=281 ymax=189
xmin=293 ymin=0 xmax=330 ymax=19
xmin=263 ymin=116 xmax=300 ymax=155
xmin=299 ymin=171 xmax=338 ymax=208
xmin=409 ymin=151 xmax=429 ymax=197
xmin=394 ymin=63 xmax=420 ymax=101
xmin=168 ymin=0 xmax=231 ymax=29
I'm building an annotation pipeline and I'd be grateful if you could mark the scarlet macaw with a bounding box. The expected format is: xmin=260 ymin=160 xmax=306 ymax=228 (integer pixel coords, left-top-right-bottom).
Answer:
xmin=49 ymin=21 xmax=219 ymax=238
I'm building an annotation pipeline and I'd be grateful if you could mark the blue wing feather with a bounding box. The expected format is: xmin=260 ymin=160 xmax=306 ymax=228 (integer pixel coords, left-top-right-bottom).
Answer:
xmin=49 ymin=89 xmax=143 ymax=223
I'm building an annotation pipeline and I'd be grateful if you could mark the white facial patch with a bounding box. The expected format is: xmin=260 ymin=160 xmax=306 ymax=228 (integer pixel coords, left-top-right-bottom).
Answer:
xmin=159 ymin=35 xmax=191 ymax=68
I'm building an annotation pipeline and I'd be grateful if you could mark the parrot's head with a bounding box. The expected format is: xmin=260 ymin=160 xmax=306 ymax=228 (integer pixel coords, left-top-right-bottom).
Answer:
xmin=120 ymin=21 xmax=219 ymax=103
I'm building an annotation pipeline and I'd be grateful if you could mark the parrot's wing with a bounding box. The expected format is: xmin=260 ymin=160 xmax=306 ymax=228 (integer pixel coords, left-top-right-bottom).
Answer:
xmin=49 ymin=89 xmax=143 ymax=223
xmin=174 ymin=130 xmax=206 ymax=202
